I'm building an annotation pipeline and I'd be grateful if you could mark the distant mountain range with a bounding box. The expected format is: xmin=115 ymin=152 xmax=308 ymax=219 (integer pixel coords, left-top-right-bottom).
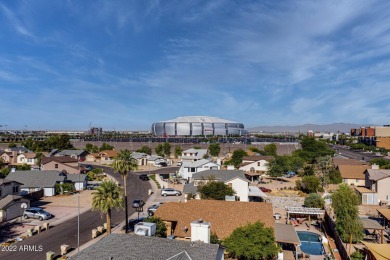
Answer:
xmin=247 ymin=123 xmax=367 ymax=133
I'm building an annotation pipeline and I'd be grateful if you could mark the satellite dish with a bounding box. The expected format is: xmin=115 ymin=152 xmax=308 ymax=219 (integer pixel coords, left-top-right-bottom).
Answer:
xmin=21 ymin=203 xmax=28 ymax=209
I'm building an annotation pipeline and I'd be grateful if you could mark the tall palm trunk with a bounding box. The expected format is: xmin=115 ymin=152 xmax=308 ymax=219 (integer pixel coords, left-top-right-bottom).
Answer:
xmin=107 ymin=208 xmax=111 ymax=235
xmin=124 ymin=174 xmax=129 ymax=233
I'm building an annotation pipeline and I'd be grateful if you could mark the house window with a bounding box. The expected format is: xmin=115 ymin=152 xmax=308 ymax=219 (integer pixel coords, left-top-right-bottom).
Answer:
xmin=257 ymin=162 xmax=260 ymax=166
xmin=13 ymin=186 xmax=19 ymax=193
xmin=0 ymin=189 xmax=2 ymax=197
xmin=190 ymin=168 xmax=196 ymax=172
xmin=55 ymin=164 xmax=58 ymax=168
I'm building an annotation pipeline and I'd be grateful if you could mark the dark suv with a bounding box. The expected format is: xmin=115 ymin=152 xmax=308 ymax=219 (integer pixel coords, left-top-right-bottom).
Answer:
xmin=132 ymin=199 xmax=145 ymax=208
xmin=139 ymin=174 xmax=149 ymax=181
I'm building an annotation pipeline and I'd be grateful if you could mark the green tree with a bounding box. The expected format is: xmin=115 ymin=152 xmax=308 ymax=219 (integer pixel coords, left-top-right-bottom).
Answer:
xmin=16 ymin=164 xmax=31 ymax=171
xmin=301 ymin=175 xmax=322 ymax=193
xmin=208 ymin=143 xmax=221 ymax=157
xmin=163 ymin=142 xmax=171 ymax=157
xmin=302 ymin=165 xmax=315 ymax=176
xmin=288 ymin=156 xmax=305 ymax=173
xmin=198 ymin=181 xmax=235 ymax=200
xmin=263 ymin=143 xmax=277 ymax=156
xmin=293 ymin=136 xmax=334 ymax=163
xmin=47 ymin=134 xmax=74 ymax=150
xmin=332 ymin=184 xmax=364 ymax=243
xmin=225 ymin=149 xmax=247 ymax=168
xmin=327 ymin=168 xmax=342 ymax=184
xmin=8 ymin=142 xmax=17 ymax=148
xmin=136 ymin=146 xmax=152 ymax=155
xmin=0 ymin=167 xmax=11 ymax=178
xmin=99 ymin=142 xmax=114 ymax=152
xmin=370 ymin=158 xmax=390 ymax=168
xmin=143 ymin=216 xmax=167 ymax=237
xmin=85 ymin=143 xmax=99 ymax=153
xmin=112 ymin=149 xmax=138 ymax=233
xmin=224 ymin=221 xmax=279 ymax=260
xmin=35 ymin=152 xmax=44 ymax=166
xmin=268 ymin=156 xmax=290 ymax=177
xmin=174 ymin=146 xmax=182 ymax=158
xmin=350 ymin=251 xmax=364 ymax=260
xmin=210 ymin=231 xmax=220 ymax=244
xmin=304 ymin=193 xmax=325 ymax=208
xmin=92 ymin=180 xmax=123 ymax=235
xmin=155 ymin=144 xmax=164 ymax=157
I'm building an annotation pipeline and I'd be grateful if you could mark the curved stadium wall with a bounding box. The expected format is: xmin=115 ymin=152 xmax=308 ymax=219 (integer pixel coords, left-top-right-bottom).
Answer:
xmin=151 ymin=116 xmax=247 ymax=136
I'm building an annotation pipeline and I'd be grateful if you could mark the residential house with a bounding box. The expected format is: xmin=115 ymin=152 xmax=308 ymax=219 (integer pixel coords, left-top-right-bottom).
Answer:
xmin=154 ymin=200 xmax=274 ymax=240
xmin=147 ymin=155 xmax=164 ymax=166
xmin=179 ymin=159 xmax=220 ymax=181
xmin=98 ymin=150 xmax=118 ymax=165
xmin=16 ymin=153 xmax=37 ymax=166
xmin=364 ymin=167 xmax=390 ymax=205
xmin=6 ymin=170 xmax=66 ymax=197
xmin=0 ymin=179 xmax=30 ymax=222
xmin=65 ymin=173 xmax=88 ymax=191
xmin=131 ymin=152 xmax=149 ymax=166
xmin=68 ymin=233 xmax=223 ymax=260
xmin=55 ymin=150 xmax=89 ymax=161
xmin=181 ymin=149 xmax=208 ymax=162
xmin=239 ymin=155 xmax=274 ymax=182
xmin=1 ymin=151 xmax=16 ymax=164
xmin=85 ymin=153 xmax=100 ymax=163
xmin=41 ymin=157 xmax=80 ymax=174
xmin=5 ymin=146 xmax=32 ymax=154
xmin=332 ymin=158 xmax=367 ymax=168
xmin=183 ymin=170 xmax=250 ymax=201
xmin=339 ymin=164 xmax=370 ymax=186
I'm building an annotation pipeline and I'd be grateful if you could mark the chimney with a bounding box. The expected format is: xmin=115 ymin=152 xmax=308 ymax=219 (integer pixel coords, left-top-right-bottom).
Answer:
xmin=190 ymin=219 xmax=210 ymax=243
xmin=371 ymin=164 xmax=379 ymax=170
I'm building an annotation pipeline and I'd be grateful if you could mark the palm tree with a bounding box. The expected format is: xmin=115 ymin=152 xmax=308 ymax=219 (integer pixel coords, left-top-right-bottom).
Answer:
xmin=92 ymin=180 xmax=123 ymax=235
xmin=112 ymin=149 xmax=138 ymax=233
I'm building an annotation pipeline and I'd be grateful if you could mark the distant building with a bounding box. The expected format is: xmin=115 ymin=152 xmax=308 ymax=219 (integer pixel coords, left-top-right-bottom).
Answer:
xmin=351 ymin=125 xmax=390 ymax=149
xmin=90 ymin=127 xmax=102 ymax=136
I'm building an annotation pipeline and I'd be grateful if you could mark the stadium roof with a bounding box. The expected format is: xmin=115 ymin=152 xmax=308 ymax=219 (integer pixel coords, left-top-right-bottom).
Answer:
xmin=161 ymin=116 xmax=238 ymax=124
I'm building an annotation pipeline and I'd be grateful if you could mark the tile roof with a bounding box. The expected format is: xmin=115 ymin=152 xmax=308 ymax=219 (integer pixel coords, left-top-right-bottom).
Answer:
xmin=192 ymin=170 xmax=249 ymax=183
xmin=332 ymin=158 xmax=367 ymax=167
xmin=68 ymin=234 xmax=221 ymax=260
xmin=242 ymin=156 xmax=275 ymax=162
xmin=6 ymin=170 xmax=65 ymax=188
xmin=41 ymin=156 xmax=78 ymax=164
xmin=154 ymin=200 xmax=274 ymax=239
xmin=98 ymin=150 xmax=118 ymax=158
xmin=366 ymin=169 xmax=390 ymax=181
xmin=338 ymin=165 xmax=369 ymax=180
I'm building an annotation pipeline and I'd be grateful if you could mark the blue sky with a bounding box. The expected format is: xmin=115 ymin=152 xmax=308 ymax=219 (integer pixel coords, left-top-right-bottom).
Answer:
xmin=1 ymin=0 xmax=390 ymax=131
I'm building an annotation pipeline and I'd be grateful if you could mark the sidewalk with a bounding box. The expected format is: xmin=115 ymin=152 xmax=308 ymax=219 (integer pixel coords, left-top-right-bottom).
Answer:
xmin=67 ymin=177 xmax=161 ymax=257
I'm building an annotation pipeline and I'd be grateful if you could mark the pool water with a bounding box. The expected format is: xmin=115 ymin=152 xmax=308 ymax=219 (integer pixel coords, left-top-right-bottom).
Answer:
xmin=297 ymin=231 xmax=324 ymax=255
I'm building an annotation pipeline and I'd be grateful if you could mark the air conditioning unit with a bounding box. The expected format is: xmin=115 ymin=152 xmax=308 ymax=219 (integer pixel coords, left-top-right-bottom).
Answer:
xmin=134 ymin=222 xmax=156 ymax=236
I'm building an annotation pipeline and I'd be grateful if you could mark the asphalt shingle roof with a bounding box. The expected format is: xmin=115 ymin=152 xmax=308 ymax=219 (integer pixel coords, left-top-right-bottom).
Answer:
xmin=0 ymin=195 xmax=25 ymax=209
xmin=65 ymin=174 xmax=87 ymax=182
xmin=181 ymin=159 xmax=215 ymax=168
xmin=338 ymin=165 xmax=369 ymax=180
xmin=155 ymin=200 xmax=274 ymax=239
xmin=68 ymin=234 xmax=220 ymax=260
xmin=56 ymin=150 xmax=87 ymax=157
xmin=191 ymin=170 xmax=249 ymax=183
xmin=366 ymin=169 xmax=390 ymax=181
xmin=41 ymin=156 xmax=78 ymax=164
xmin=6 ymin=170 xmax=65 ymax=188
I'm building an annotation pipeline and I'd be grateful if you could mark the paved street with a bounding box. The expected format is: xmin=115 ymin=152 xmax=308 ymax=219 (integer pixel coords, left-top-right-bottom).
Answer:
xmin=0 ymin=166 xmax=179 ymax=260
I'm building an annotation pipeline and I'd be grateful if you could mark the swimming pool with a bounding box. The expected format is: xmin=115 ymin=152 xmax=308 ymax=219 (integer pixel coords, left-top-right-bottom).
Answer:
xmin=297 ymin=231 xmax=324 ymax=256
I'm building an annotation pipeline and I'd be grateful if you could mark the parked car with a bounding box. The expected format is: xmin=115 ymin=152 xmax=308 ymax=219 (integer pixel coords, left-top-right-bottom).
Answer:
xmin=86 ymin=183 xmax=101 ymax=190
xmin=139 ymin=174 xmax=149 ymax=181
xmin=147 ymin=203 xmax=163 ymax=216
xmin=132 ymin=199 xmax=145 ymax=208
xmin=128 ymin=218 xmax=144 ymax=232
xmin=161 ymin=188 xmax=181 ymax=196
xmin=259 ymin=187 xmax=272 ymax=193
xmin=176 ymin=161 xmax=182 ymax=166
xmin=156 ymin=162 xmax=168 ymax=167
xmin=23 ymin=207 xmax=51 ymax=221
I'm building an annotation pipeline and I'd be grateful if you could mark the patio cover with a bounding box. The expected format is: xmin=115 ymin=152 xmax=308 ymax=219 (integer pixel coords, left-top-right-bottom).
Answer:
xmin=362 ymin=242 xmax=390 ymax=260
xmin=274 ymin=223 xmax=300 ymax=245
xmin=360 ymin=217 xmax=385 ymax=230
xmin=377 ymin=208 xmax=390 ymax=221
xmin=248 ymin=186 xmax=268 ymax=198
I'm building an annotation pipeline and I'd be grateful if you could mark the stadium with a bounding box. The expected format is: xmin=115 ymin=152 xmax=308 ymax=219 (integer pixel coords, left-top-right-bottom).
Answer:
xmin=151 ymin=116 xmax=247 ymax=136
